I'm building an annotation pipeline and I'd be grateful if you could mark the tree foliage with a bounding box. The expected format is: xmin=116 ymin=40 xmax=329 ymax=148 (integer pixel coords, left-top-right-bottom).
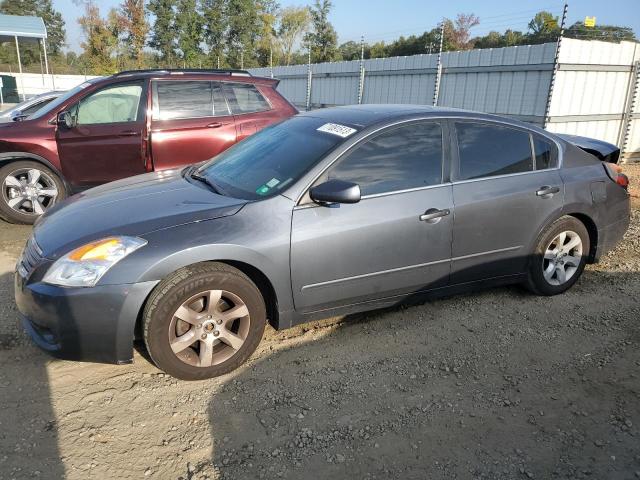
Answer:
xmin=278 ymin=6 xmax=309 ymax=65
xmin=304 ymin=0 xmax=338 ymax=62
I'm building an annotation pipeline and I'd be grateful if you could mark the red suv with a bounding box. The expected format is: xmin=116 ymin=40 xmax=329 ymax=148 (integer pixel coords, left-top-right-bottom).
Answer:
xmin=0 ymin=69 xmax=297 ymax=224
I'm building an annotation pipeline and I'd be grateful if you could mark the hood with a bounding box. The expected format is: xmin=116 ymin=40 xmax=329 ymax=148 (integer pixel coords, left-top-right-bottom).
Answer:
xmin=34 ymin=169 xmax=248 ymax=257
xmin=557 ymin=133 xmax=620 ymax=164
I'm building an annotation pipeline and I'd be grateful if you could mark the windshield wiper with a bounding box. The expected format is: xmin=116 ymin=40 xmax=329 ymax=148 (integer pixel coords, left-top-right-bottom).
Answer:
xmin=189 ymin=168 xmax=225 ymax=196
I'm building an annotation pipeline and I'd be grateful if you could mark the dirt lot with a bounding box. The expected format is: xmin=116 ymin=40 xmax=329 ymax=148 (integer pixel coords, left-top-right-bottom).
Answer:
xmin=1 ymin=167 xmax=639 ymax=480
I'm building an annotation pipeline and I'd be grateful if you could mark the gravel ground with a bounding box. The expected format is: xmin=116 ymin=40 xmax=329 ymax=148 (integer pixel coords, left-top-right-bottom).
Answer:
xmin=0 ymin=166 xmax=639 ymax=480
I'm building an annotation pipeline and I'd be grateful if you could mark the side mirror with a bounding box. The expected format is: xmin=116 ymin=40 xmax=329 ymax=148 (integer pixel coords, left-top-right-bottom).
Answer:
xmin=11 ymin=112 xmax=27 ymax=122
xmin=310 ymin=179 xmax=361 ymax=205
xmin=56 ymin=110 xmax=74 ymax=129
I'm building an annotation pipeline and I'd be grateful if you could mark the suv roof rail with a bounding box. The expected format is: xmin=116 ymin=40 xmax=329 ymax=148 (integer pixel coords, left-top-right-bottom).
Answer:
xmin=114 ymin=68 xmax=252 ymax=77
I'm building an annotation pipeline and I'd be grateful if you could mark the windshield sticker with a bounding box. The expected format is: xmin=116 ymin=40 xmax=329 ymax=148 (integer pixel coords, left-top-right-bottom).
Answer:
xmin=317 ymin=123 xmax=357 ymax=138
xmin=256 ymin=178 xmax=280 ymax=196
xmin=266 ymin=178 xmax=280 ymax=188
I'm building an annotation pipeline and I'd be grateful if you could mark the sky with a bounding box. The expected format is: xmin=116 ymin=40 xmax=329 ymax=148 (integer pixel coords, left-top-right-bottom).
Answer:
xmin=54 ymin=0 xmax=640 ymax=52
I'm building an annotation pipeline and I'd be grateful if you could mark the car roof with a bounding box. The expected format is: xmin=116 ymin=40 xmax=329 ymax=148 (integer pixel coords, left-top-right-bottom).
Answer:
xmin=299 ymin=104 xmax=540 ymax=131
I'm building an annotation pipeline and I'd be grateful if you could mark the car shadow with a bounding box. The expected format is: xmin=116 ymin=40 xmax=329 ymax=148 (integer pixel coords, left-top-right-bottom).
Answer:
xmin=0 ymin=271 xmax=66 ymax=479
xmin=205 ymin=267 xmax=640 ymax=479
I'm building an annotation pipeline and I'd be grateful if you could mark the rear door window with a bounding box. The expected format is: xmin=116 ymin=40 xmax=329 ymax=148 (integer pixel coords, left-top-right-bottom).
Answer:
xmin=455 ymin=122 xmax=533 ymax=180
xmin=153 ymin=81 xmax=230 ymax=120
xmin=328 ymin=121 xmax=443 ymax=196
xmin=223 ymin=83 xmax=270 ymax=114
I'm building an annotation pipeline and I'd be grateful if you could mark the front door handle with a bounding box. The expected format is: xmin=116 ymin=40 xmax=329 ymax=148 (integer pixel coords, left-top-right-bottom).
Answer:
xmin=206 ymin=122 xmax=224 ymax=128
xmin=118 ymin=130 xmax=140 ymax=137
xmin=419 ymin=208 xmax=451 ymax=223
xmin=536 ymin=186 xmax=560 ymax=198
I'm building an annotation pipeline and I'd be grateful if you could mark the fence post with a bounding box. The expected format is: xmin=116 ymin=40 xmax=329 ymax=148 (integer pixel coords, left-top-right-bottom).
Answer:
xmin=432 ymin=22 xmax=444 ymax=106
xmin=357 ymin=35 xmax=365 ymax=104
xmin=619 ymin=61 xmax=639 ymax=161
xmin=543 ymin=2 xmax=568 ymax=129
xmin=306 ymin=46 xmax=313 ymax=111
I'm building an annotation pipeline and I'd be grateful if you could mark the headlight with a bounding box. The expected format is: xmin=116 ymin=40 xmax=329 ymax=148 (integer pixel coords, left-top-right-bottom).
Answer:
xmin=43 ymin=236 xmax=147 ymax=287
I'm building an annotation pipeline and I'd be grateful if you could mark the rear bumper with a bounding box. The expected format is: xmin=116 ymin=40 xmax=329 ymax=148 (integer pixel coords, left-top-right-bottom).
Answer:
xmin=15 ymin=273 xmax=158 ymax=364
xmin=594 ymin=213 xmax=630 ymax=262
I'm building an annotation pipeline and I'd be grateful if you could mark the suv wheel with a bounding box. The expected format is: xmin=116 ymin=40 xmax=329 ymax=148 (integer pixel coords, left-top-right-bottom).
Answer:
xmin=143 ymin=262 xmax=266 ymax=380
xmin=0 ymin=160 xmax=66 ymax=224
xmin=526 ymin=215 xmax=590 ymax=295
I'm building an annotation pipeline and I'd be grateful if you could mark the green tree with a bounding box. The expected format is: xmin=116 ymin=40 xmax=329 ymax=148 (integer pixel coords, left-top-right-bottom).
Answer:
xmin=147 ymin=0 xmax=175 ymax=64
xmin=202 ymin=0 xmax=228 ymax=66
xmin=118 ymin=0 xmax=149 ymax=68
xmin=278 ymin=6 xmax=310 ymax=65
xmin=304 ymin=0 xmax=338 ymax=62
xmin=77 ymin=1 xmax=118 ymax=74
xmin=255 ymin=0 xmax=279 ymax=67
xmin=175 ymin=0 xmax=204 ymax=65
xmin=226 ymin=0 xmax=258 ymax=67
xmin=565 ymin=22 xmax=636 ymax=42
xmin=527 ymin=11 xmax=559 ymax=43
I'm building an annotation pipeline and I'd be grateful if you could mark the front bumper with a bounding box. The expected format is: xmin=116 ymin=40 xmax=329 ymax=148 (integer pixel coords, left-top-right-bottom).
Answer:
xmin=15 ymin=273 xmax=158 ymax=364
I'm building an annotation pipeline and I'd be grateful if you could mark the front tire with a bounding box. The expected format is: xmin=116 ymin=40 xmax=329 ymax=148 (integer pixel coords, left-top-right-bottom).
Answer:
xmin=142 ymin=263 xmax=266 ymax=380
xmin=526 ymin=215 xmax=590 ymax=296
xmin=0 ymin=160 xmax=66 ymax=224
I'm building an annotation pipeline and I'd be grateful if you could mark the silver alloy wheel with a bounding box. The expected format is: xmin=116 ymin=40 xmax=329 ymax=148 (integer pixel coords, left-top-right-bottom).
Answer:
xmin=542 ymin=230 xmax=583 ymax=286
xmin=2 ymin=167 xmax=58 ymax=215
xmin=169 ymin=289 xmax=250 ymax=367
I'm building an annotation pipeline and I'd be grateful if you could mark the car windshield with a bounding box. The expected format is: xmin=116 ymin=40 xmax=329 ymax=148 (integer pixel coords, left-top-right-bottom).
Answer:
xmin=196 ymin=116 xmax=354 ymax=200
xmin=29 ymin=82 xmax=95 ymax=119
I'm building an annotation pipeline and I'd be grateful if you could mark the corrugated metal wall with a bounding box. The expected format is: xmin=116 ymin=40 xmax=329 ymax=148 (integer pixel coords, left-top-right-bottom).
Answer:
xmin=253 ymin=39 xmax=640 ymax=159
xmin=545 ymin=39 xmax=640 ymax=154
xmin=251 ymin=43 xmax=555 ymax=125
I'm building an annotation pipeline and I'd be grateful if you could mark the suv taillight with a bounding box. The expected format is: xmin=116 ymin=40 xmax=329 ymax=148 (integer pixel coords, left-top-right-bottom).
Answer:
xmin=603 ymin=163 xmax=629 ymax=190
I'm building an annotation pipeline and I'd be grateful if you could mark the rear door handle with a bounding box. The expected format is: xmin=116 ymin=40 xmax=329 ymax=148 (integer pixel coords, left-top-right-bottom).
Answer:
xmin=419 ymin=208 xmax=451 ymax=223
xmin=118 ymin=130 xmax=140 ymax=137
xmin=206 ymin=122 xmax=224 ymax=128
xmin=536 ymin=186 xmax=560 ymax=198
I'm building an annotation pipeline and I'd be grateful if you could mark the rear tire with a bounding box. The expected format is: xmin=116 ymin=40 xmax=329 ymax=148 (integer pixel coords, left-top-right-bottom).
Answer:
xmin=0 ymin=160 xmax=66 ymax=224
xmin=143 ymin=262 xmax=266 ymax=380
xmin=525 ymin=215 xmax=590 ymax=296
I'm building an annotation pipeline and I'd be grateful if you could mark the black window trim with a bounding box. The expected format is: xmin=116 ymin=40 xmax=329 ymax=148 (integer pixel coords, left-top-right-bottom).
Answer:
xmin=71 ymin=79 xmax=148 ymax=126
xmin=150 ymin=79 xmax=232 ymax=121
xmin=450 ymin=118 xmax=562 ymax=185
xmin=221 ymin=81 xmax=273 ymax=116
xmin=531 ymin=132 xmax=559 ymax=171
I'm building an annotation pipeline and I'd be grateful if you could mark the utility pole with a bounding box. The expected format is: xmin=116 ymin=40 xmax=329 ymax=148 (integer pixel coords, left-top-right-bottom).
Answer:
xmin=432 ymin=21 xmax=445 ymax=106
xmin=240 ymin=50 xmax=244 ymax=70
xmin=543 ymin=2 xmax=569 ymax=128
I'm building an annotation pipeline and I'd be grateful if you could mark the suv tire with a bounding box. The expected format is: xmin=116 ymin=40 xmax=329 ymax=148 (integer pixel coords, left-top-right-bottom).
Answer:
xmin=0 ymin=160 xmax=66 ymax=224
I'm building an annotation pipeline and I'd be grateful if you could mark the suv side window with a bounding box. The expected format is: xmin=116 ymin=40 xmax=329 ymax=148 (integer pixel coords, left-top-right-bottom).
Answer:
xmin=455 ymin=122 xmax=533 ymax=180
xmin=74 ymin=82 xmax=144 ymax=125
xmin=533 ymin=136 xmax=557 ymax=170
xmin=153 ymin=80 xmax=230 ymax=120
xmin=327 ymin=121 xmax=443 ymax=196
xmin=223 ymin=83 xmax=270 ymax=114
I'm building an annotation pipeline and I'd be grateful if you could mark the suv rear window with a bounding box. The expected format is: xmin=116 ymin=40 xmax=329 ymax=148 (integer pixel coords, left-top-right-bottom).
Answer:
xmin=224 ymin=83 xmax=270 ymax=114
xmin=153 ymin=81 xmax=229 ymax=120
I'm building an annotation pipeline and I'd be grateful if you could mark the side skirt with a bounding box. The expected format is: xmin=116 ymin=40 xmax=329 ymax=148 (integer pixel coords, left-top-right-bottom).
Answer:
xmin=282 ymin=273 xmax=526 ymax=328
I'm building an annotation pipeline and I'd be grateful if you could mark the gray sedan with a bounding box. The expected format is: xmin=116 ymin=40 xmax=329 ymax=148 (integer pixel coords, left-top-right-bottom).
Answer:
xmin=15 ymin=105 xmax=630 ymax=380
